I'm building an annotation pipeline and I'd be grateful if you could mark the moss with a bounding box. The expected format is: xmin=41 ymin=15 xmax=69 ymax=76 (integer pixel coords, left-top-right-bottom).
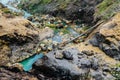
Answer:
xmin=45 ymin=24 xmax=57 ymax=28
xmin=19 ymin=0 xmax=74 ymax=14
xmin=97 ymin=0 xmax=114 ymax=13
xmin=61 ymin=28 xmax=70 ymax=34
xmin=95 ymin=0 xmax=120 ymax=20
xmin=41 ymin=0 xmax=52 ymax=4
xmin=2 ymin=8 xmax=11 ymax=14
xmin=111 ymin=63 xmax=120 ymax=80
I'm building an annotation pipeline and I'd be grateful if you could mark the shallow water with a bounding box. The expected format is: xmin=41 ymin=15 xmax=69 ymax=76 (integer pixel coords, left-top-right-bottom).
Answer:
xmin=20 ymin=53 xmax=44 ymax=71
xmin=0 ymin=0 xmax=31 ymax=18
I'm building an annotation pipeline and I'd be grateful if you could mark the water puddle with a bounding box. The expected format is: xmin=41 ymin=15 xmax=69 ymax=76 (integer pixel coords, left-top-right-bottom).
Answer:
xmin=20 ymin=53 xmax=44 ymax=71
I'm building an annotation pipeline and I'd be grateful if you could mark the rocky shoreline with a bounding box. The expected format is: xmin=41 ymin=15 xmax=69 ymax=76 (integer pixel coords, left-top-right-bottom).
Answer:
xmin=0 ymin=0 xmax=120 ymax=80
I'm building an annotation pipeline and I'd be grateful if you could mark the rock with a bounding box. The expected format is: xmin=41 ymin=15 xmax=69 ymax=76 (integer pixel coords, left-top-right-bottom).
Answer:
xmin=0 ymin=67 xmax=38 ymax=80
xmin=56 ymin=23 xmax=64 ymax=29
xmin=91 ymin=70 xmax=104 ymax=80
xmin=102 ymin=64 xmax=111 ymax=72
xmin=103 ymin=73 xmax=115 ymax=80
xmin=40 ymin=43 xmax=47 ymax=51
xmin=62 ymin=50 xmax=73 ymax=60
xmin=34 ymin=48 xmax=82 ymax=80
xmin=116 ymin=67 xmax=120 ymax=72
xmin=36 ymin=48 xmax=42 ymax=53
xmin=19 ymin=0 xmax=103 ymax=23
xmin=102 ymin=66 xmax=111 ymax=72
xmin=82 ymin=50 xmax=94 ymax=56
xmin=55 ymin=50 xmax=63 ymax=59
xmin=89 ymin=13 xmax=120 ymax=60
xmin=79 ymin=58 xmax=91 ymax=68
xmin=91 ymin=57 xmax=99 ymax=70
xmin=0 ymin=3 xmax=5 ymax=8
xmin=0 ymin=9 xmax=54 ymax=66
xmin=27 ymin=16 xmax=33 ymax=21
xmin=47 ymin=45 xmax=53 ymax=51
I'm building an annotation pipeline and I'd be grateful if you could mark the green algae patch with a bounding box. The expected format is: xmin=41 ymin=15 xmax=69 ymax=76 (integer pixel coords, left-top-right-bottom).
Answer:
xmin=111 ymin=63 xmax=120 ymax=80
xmin=95 ymin=0 xmax=120 ymax=20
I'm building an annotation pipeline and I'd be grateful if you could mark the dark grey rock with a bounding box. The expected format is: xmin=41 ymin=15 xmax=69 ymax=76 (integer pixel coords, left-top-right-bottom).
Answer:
xmin=91 ymin=70 xmax=104 ymax=80
xmin=62 ymin=50 xmax=73 ymax=60
xmin=102 ymin=66 xmax=111 ymax=72
xmin=91 ymin=58 xmax=99 ymax=70
xmin=80 ymin=58 xmax=91 ymax=68
xmin=34 ymin=48 xmax=82 ymax=80
xmin=90 ymin=32 xmax=120 ymax=60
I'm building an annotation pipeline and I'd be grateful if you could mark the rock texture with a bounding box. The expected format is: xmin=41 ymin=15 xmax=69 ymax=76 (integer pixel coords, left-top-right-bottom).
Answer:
xmin=0 ymin=0 xmax=120 ymax=80
xmin=0 ymin=9 xmax=54 ymax=66
xmin=89 ymin=13 xmax=120 ymax=60
xmin=19 ymin=0 xmax=103 ymax=23
xmin=0 ymin=67 xmax=38 ymax=80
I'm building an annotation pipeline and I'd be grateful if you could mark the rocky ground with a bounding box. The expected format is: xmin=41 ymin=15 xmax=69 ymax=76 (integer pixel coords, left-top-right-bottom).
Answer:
xmin=0 ymin=0 xmax=120 ymax=80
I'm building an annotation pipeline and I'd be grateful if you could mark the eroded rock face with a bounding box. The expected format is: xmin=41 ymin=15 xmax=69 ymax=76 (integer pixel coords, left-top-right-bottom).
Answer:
xmin=19 ymin=0 xmax=103 ymax=23
xmin=0 ymin=67 xmax=38 ymax=80
xmin=90 ymin=13 xmax=120 ymax=60
xmin=0 ymin=10 xmax=54 ymax=66
xmin=33 ymin=48 xmax=115 ymax=80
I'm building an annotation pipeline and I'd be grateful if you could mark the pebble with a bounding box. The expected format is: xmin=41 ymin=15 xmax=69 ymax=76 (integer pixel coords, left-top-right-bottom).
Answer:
xmin=47 ymin=46 xmax=53 ymax=51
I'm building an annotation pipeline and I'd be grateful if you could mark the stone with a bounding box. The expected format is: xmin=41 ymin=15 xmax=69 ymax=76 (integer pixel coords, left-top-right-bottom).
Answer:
xmin=36 ymin=48 xmax=41 ymax=53
xmin=79 ymin=58 xmax=91 ymax=68
xmin=47 ymin=46 xmax=53 ymax=51
xmin=34 ymin=48 xmax=82 ymax=80
xmin=91 ymin=70 xmax=104 ymax=80
xmin=55 ymin=50 xmax=63 ymax=59
xmin=20 ymin=0 xmax=103 ymax=23
xmin=82 ymin=50 xmax=94 ymax=56
xmin=91 ymin=58 xmax=99 ymax=70
xmin=102 ymin=65 xmax=111 ymax=72
xmin=62 ymin=50 xmax=73 ymax=60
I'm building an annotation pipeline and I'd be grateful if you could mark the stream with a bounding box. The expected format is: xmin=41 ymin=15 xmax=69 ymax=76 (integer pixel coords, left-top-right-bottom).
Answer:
xmin=0 ymin=0 xmax=80 ymax=71
xmin=0 ymin=0 xmax=31 ymax=18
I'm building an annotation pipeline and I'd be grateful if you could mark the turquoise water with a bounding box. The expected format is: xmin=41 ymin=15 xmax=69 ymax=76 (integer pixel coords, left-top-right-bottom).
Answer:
xmin=20 ymin=53 xmax=44 ymax=71
xmin=0 ymin=0 xmax=31 ymax=18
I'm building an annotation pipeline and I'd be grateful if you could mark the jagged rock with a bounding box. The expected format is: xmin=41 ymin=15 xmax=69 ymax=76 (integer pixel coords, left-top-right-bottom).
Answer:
xmin=19 ymin=0 xmax=103 ymax=23
xmin=89 ymin=13 xmax=120 ymax=60
xmin=91 ymin=70 xmax=104 ymax=80
xmin=0 ymin=67 xmax=38 ymax=80
xmin=0 ymin=10 xmax=54 ymax=66
xmin=79 ymin=58 xmax=91 ymax=68
xmin=34 ymin=48 xmax=83 ymax=80
xmin=91 ymin=57 xmax=99 ymax=70
xmin=62 ymin=50 xmax=73 ymax=60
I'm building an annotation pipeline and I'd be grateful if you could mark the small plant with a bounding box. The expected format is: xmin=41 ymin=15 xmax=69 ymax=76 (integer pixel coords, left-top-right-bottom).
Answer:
xmin=2 ymin=8 xmax=11 ymax=14
xmin=111 ymin=64 xmax=120 ymax=80
xmin=61 ymin=28 xmax=70 ymax=34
